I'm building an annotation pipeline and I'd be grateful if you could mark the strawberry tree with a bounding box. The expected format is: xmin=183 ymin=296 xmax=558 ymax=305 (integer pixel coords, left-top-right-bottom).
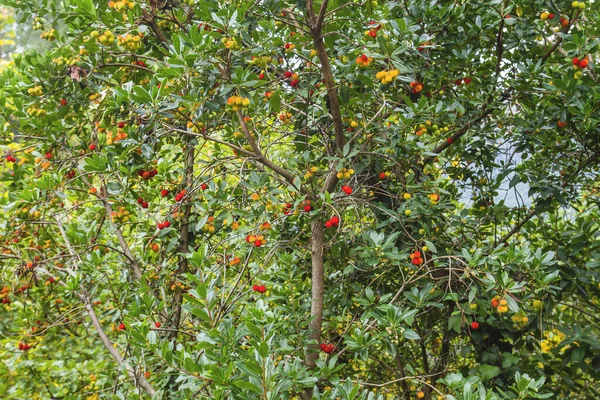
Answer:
xmin=0 ymin=0 xmax=599 ymax=399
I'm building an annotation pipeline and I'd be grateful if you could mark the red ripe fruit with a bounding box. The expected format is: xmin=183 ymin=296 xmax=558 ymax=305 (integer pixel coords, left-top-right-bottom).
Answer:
xmin=252 ymin=285 xmax=259 ymax=291
xmin=284 ymin=71 xmax=293 ymax=79
xmin=303 ymin=205 xmax=312 ymax=212
xmin=119 ymin=323 xmax=126 ymax=330
xmin=89 ymin=144 xmax=96 ymax=151
xmin=142 ymin=201 xmax=149 ymax=209
xmin=290 ymin=79 xmax=299 ymax=88
xmin=379 ymin=172 xmax=386 ymax=180
xmin=175 ymin=194 xmax=182 ymax=202
xmin=548 ymin=13 xmax=554 ymax=19
xmin=491 ymin=299 xmax=499 ymax=308
xmin=361 ymin=54 xmax=369 ymax=62
xmin=463 ymin=77 xmax=472 ymax=85
xmin=455 ymin=78 xmax=463 ymax=85
xmin=254 ymin=240 xmax=262 ymax=247
xmin=45 ymin=152 xmax=52 ymax=160
xmin=246 ymin=235 xmax=252 ymax=243
xmin=579 ymin=59 xmax=589 ymax=68
xmin=161 ymin=189 xmax=169 ymax=197
xmin=142 ymin=171 xmax=151 ymax=180
xmin=447 ymin=138 xmax=453 ymax=144
xmin=150 ymin=169 xmax=158 ymax=177
xmin=471 ymin=321 xmax=479 ymax=330
xmin=163 ymin=221 xmax=170 ymax=228
xmin=259 ymin=73 xmax=265 ymax=79
xmin=322 ymin=344 xmax=334 ymax=354
xmin=557 ymin=121 xmax=567 ymax=128
xmin=60 ymin=99 xmax=67 ymax=106
xmin=158 ymin=223 xmax=165 ymax=230
xmin=341 ymin=185 xmax=353 ymax=195
xmin=155 ymin=322 xmax=161 ymax=328
xmin=258 ymin=285 xmax=266 ymax=293
xmin=572 ymin=57 xmax=580 ymax=66
xmin=137 ymin=197 xmax=144 ymax=204
xmin=118 ymin=121 xmax=125 ymax=128
xmin=325 ymin=221 xmax=333 ymax=229
xmin=330 ymin=216 xmax=339 ymax=226
xmin=201 ymin=183 xmax=208 ymax=190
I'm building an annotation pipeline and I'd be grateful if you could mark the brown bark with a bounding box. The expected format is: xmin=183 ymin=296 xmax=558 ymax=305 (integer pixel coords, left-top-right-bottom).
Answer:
xmin=171 ymin=138 xmax=195 ymax=337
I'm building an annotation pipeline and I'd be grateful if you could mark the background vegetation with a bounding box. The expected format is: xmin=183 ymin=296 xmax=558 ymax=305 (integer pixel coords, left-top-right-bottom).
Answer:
xmin=0 ymin=0 xmax=599 ymax=399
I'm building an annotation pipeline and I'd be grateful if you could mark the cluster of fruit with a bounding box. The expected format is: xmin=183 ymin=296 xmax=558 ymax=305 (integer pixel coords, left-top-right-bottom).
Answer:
xmin=409 ymin=251 xmax=424 ymax=265
xmin=111 ymin=206 xmax=132 ymax=223
xmin=320 ymin=343 xmax=335 ymax=354
xmin=90 ymin=30 xmax=115 ymax=45
xmin=227 ymin=95 xmax=250 ymax=111
xmin=347 ymin=120 xmax=359 ymax=132
xmin=87 ymin=95 xmax=101 ymax=106
xmin=355 ymin=54 xmax=373 ymax=67
xmin=379 ymin=171 xmax=391 ymax=180
xmin=117 ymin=33 xmax=143 ymax=51
xmin=410 ymin=81 xmax=424 ymax=94
xmin=32 ymin=16 xmax=43 ymax=30
xmin=186 ymin=120 xmax=205 ymax=133
xmin=175 ymin=189 xmax=187 ymax=202
xmin=259 ymin=221 xmax=271 ymax=230
xmin=27 ymin=106 xmax=46 ymax=117
xmin=5 ymin=155 xmax=16 ymax=163
xmin=278 ymin=112 xmax=293 ymax=123
xmin=106 ymin=129 xmax=127 ymax=145
xmin=16 ymin=207 xmax=41 ymax=220
xmin=137 ymin=168 xmax=158 ymax=181
xmin=18 ymin=342 xmax=32 ymax=351
xmin=40 ymin=29 xmax=56 ymax=41
xmin=571 ymin=1 xmax=586 ymax=10
xmin=325 ymin=216 xmax=340 ymax=229
xmin=108 ymin=0 xmax=135 ymax=12
xmin=282 ymin=202 xmax=293 ymax=215
xmin=222 ymin=37 xmax=240 ymax=50
xmin=454 ymin=77 xmax=472 ymax=85
xmin=491 ymin=296 xmax=509 ymax=313
xmin=136 ymin=197 xmax=149 ymax=209
xmin=27 ymin=85 xmax=43 ymax=96
xmin=539 ymin=328 xmax=566 ymax=353
xmin=336 ymin=167 xmax=354 ymax=179
xmin=539 ymin=11 xmax=556 ymax=20
xmin=157 ymin=220 xmax=171 ymax=230
xmin=428 ymin=193 xmax=440 ymax=204
xmin=201 ymin=216 xmax=216 ymax=234
xmin=284 ymin=43 xmax=295 ymax=52
xmin=283 ymin=70 xmax=300 ymax=88
xmin=252 ymin=284 xmax=267 ymax=293
xmin=431 ymin=124 xmax=450 ymax=136
xmin=245 ymin=234 xmax=267 ymax=247
xmin=304 ymin=166 xmax=318 ymax=180
xmin=572 ymin=57 xmax=590 ymax=79
xmin=375 ymin=69 xmax=399 ymax=84
xmin=248 ymin=55 xmax=272 ymax=67
xmin=511 ymin=313 xmax=529 ymax=328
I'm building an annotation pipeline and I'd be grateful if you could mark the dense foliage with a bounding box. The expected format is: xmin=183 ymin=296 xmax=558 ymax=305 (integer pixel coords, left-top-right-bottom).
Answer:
xmin=0 ymin=0 xmax=599 ymax=399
